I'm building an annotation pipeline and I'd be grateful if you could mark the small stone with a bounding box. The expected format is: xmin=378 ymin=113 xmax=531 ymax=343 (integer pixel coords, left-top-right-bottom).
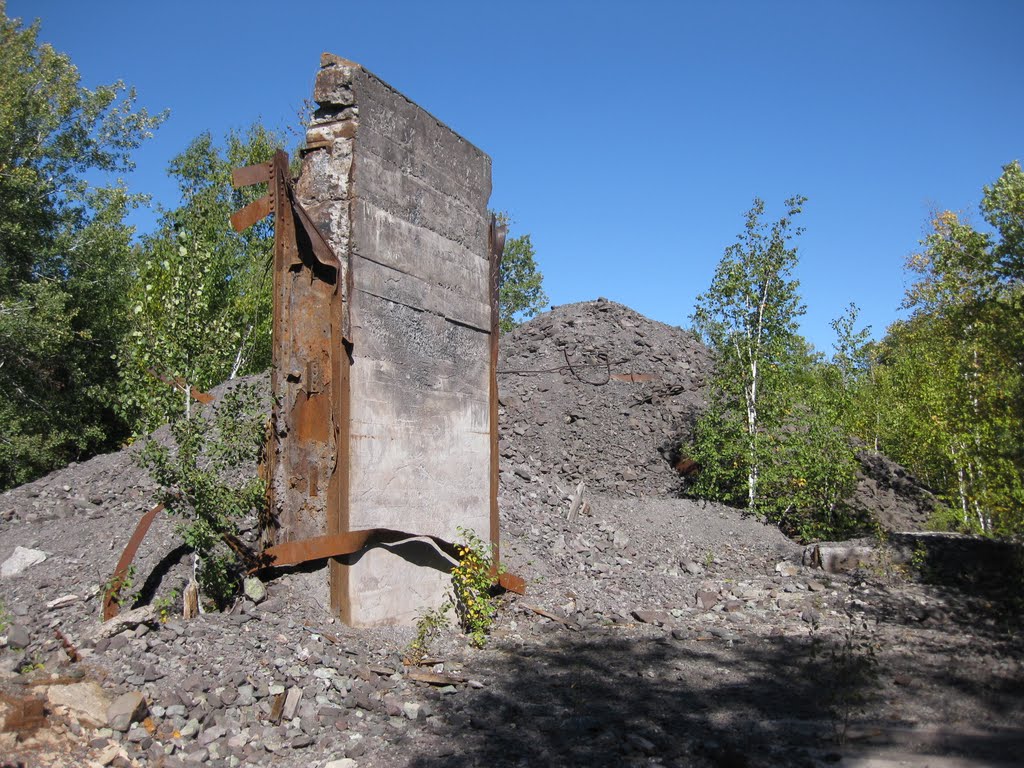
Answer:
xmin=107 ymin=691 xmax=148 ymax=732
xmin=402 ymin=701 xmax=422 ymax=720
xmin=1 ymin=546 xmax=47 ymax=577
xmin=708 ymin=627 xmax=741 ymax=642
xmin=6 ymin=624 xmax=30 ymax=649
xmin=96 ymin=744 xmax=121 ymax=766
xmin=324 ymin=759 xmax=358 ymax=768
xmin=45 ymin=593 xmax=79 ymax=609
xmin=198 ymin=725 xmax=226 ymax=746
xmin=627 ymin=733 xmax=657 ymax=754
xmin=631 ymin=609 xmax=670 ymax=626
xmin=179 ymin=718 xmax=200 ymax=739
xmin=278 ymin=685 xmax=300 ymax=719
xmin=681 ymin=559 xmax=704 ymax=575
xmin=243 ymin=577 xmax=266 ymax=604
xmin=806 ymin=580 xmax=826 ymax=592
xmin=345 ymin=739 xmax=367 ymax=758
xmin=775 ymin=562 xmax=799 ymax=577
xmin=696 ymin=591 xmax=719 ymax=610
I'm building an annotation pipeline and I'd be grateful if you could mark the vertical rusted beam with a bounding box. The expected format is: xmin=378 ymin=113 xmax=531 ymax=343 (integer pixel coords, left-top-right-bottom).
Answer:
xmin=489 ymin=216 xmax=506 ymax=570
xmin=328 ymin=279 xmax=352 ymax=623
xmin=263 ymin=151 xmax=290 ymax=548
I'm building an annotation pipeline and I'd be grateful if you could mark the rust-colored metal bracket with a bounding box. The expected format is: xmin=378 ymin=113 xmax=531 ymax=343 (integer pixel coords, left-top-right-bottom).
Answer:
xmin=102 ymin=502 xmax=165 ymax=620
xmin=488 ymin=215 xmax=506 ymax=576
xmin=257 ymin=528 xmax=525 ymax=594
xmin=146 ymin=367 xmax=214 ymax=404
xmin=102 ymin=510 xmax=525 ymax=623
xmin=230 ymin=151 xmax=343 ymax=283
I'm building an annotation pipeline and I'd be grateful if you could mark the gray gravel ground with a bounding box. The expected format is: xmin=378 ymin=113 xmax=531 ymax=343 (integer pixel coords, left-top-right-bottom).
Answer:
xmin=1 ymin=302 xmax=1021 ymax=768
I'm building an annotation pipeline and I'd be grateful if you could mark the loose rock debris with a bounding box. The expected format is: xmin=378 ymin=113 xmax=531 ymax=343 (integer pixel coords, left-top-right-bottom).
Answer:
xmin=0 ymin=300 xmax=1022 ymax=767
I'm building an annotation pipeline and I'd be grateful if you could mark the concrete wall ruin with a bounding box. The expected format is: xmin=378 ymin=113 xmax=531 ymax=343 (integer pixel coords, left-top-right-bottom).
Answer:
xmin=272 ymin=54 xmax=496 ymax=626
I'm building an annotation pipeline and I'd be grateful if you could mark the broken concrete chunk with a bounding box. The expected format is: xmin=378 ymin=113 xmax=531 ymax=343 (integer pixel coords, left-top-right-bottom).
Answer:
xmin=1 ymin=546 xmax=46 ymax=577
xmin=46 ymin=681 xmax=112 ymax=728
xmin=802 ymin=543 xmax=877 ymax=574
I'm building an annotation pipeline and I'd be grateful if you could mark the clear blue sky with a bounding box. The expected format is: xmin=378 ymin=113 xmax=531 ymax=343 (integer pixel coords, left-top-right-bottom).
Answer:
xmin=11 ymin=0 xmax=1023 ymax=351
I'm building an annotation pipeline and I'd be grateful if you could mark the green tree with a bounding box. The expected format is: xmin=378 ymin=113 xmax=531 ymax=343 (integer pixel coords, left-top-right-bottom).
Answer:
xmin=874 ymin=162 xmax=1024 ymax=534
xmin=830 ymin=303 xmax=883 ymax=452
xmin=687 ymin=197 xmax=865 ymax=539
xmin=495 ymin=213 xmax=548 ymax=332
xmin=117 ymin=124 xmax=278 ymax=431
xmin=690 ymin=196 xmax=807 ymax=510
xmin=0 ymin=3 xmax=164 ymax=488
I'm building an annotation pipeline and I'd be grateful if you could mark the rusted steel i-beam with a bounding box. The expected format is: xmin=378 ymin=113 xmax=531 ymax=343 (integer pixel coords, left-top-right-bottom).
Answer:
xmin=231 ymin=150 xmax=349 ymax=567
xmin=488 ymin=215 xmax=506 ymax=573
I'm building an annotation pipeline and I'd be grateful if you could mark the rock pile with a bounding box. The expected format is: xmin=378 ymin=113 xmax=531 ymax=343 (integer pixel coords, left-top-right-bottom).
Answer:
xmin=498 ymin=298 xmax=712 ymax=503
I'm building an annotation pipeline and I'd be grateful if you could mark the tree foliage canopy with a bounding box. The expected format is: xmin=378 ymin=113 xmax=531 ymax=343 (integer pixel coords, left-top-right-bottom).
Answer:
xmin=0 ymin=3 xmax=165 ymax=487
xmin=495 ymin=213 xmax=548 ymax=333
xmin=688 ymin=197 xmax=864 ymax=540
xmin=868 ymin=162 xmax=1024 ymax=534
xmin=116 ymin=125 xmax=278 ymax=430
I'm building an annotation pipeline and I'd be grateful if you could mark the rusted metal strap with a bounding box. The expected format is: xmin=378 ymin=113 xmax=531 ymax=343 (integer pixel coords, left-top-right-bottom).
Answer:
xmin=229 ymin=195 xmax=273 ymax=233
xmin=102 ymin=502 xmax=165 ymax=620
xmin=258 ymin=529 xmax=526 ymax=595
xmin=231 ymin=151 xmax=343 ymax=280
xmin=104 ymin=510 xmax=526 ymax=622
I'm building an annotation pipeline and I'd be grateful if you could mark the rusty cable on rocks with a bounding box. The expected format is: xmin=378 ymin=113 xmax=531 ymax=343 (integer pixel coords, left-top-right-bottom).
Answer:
xmin=497 ymin=349 xmax=612 ymax=386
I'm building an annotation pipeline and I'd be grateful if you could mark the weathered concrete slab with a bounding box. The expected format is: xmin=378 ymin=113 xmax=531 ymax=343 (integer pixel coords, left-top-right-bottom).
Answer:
xmin=290 ymin=54 xmax=496 ymax=626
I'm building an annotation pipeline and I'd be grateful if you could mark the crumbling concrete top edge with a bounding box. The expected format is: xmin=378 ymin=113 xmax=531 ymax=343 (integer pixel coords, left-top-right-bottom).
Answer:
xmin=319 ymin=51 xmax=492 ymax=168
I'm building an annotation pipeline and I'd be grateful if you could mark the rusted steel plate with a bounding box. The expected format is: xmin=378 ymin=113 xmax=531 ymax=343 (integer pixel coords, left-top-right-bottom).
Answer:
xmin=609 ymin=372 xmax=660 ymax=383
xmin=497 ymin=571 xmax=526 ymax=595
xmin=0 ymin=690 xmax=46 ymax=733
xmin=102 ymin=503 xmax=165 ymax=620
xmin=292 ymin=191 xmax=343 ymax=276
xmin=261 ymin=528 xmax=460 ymax=568
xmin=231 ymin=161 xmax=273 ymax=188
xmin=229 ymin=195 xmax=272 ymax=233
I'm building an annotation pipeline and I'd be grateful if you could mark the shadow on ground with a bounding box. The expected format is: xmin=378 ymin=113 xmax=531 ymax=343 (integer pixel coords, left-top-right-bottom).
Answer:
xmin=404 ymin=599 xmax=1024 ymax=768
xmin=407 ymin=631 xmax=847 ymax=768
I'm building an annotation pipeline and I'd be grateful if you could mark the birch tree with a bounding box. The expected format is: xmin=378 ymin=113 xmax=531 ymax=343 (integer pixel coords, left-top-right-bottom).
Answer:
xmin=117 ymin=124 xmax=278 ymax=431
xmin=690 ymin=196 xmax=807 ymax=511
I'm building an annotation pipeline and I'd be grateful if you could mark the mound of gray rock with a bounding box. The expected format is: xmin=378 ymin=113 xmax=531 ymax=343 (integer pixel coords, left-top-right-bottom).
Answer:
xmin=498 ymin=298 xmax=713 ymax=501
